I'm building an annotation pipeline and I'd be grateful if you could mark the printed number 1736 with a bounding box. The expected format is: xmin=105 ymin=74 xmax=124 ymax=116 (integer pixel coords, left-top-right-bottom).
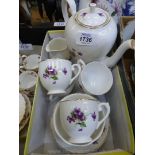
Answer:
xmin=80 ymin=36 xmax=92 ymax=43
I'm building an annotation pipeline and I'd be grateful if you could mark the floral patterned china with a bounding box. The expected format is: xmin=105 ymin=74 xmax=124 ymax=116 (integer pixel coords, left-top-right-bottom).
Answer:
xmin=19 ymin=54 xmax=27 ymax=66
xmin=95 ymin=0 xmax=122 ymax=24
xmin=19 ymin=71 xmax=38 ymax=91
xmin=62 ymin=1 xmax=134 ymax=66
xmin=52 ymin=99 xmax=105 ymax=146
xmin=22 ymin=54 xmax=41 ymax=71
xmin=50 ymin=93 xmax=110 ymax=153
xmin=59 ymin=98 xmax=110 ymax=144
xmin=122 ymin=0 xmax=135 ymax=16
xmin=19 ymin=93 xmax=26 ymax=124
xmin=38 ymin=59 xmax=81 ymax=95
xmin=63 ymin=3 xmax=117 ymax=63
xmin=19 ymin=92 xmax=31 ymax=132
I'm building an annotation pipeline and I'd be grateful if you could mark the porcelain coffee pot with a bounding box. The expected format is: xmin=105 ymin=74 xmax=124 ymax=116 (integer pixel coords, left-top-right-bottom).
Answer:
xmin=62 ymin=2 xmax=135 ymax=66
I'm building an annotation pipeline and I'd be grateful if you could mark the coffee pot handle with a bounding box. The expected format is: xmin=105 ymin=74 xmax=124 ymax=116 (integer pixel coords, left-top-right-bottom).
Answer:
xmin=61 ymin=0 xmax=77 ymax=23
xmin=97 ymin=102 xmax=110 ymax=129
xmin=70 ymin=64 xmax=81 ymax=85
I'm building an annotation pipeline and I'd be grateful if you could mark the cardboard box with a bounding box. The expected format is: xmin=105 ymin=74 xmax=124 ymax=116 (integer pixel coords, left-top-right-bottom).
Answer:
xmin=24 ymin=30 xmax=134 ymax=155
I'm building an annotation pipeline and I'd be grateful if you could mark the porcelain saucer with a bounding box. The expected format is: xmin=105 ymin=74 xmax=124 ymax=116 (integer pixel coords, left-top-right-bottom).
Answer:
xmin=50 ymin=93 xmax=109 ymax=153
xmin=19 ymin=92 xmax=31 ymax=132
xmin=19 ymin=71 xmax=38 ymax=91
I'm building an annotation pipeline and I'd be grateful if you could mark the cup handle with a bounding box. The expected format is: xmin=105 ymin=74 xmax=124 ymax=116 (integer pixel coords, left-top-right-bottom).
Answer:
xmin=77 ymin=59 xmax=86 ymax=69
xmin=22 ymin=55 xmax=27 ymax=59
xmin=70 ymin=64 xmax=81 ymax=85
xmin=96 ymin=102 xmax=110 ymax=129
xmin=61 ymin=0 xmax=76 ymax=23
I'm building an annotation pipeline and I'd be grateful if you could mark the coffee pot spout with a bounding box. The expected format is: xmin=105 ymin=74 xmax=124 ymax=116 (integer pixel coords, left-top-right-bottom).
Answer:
xmin=103 ymin=39 xmax=135 ymax=68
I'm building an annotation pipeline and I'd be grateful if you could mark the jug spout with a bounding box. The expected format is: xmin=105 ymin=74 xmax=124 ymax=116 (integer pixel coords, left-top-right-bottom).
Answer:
xmin=103 ymin=39 xmax=135 ymax=68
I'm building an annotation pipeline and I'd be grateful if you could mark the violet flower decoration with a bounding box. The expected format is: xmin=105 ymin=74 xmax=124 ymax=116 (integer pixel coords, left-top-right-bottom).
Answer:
xmin=43 ymin=73 xmax=49 ymax=79
xmin=111 ymin=1 xmax=122 ymax=17
xmin=98 ymin=13 xmax=104 ymax=16
xmin=62 ymin=68 xmax=67 ymax=75
xmin=67 ymin=116 xmax=75 ymax=123
xmin=47 ymin=66 xmax=57 ymax=75
xmin=91 ymin=112 xmax=96 ymax=121
xmin=67 ymin=108 xmax=87 ymax=131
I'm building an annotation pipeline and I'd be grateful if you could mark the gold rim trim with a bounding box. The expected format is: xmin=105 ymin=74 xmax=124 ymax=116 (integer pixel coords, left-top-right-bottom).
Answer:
xmin=75 ymin=11 xmax=111 ymax=29
xmin=59 ymin=98 xmax=98 ymax=103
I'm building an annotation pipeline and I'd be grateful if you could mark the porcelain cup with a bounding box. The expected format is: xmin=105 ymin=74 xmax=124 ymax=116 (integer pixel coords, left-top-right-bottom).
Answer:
xmin=59 ymin=98 xmax=110 ymax=144
xmin=38 ymin=59 xmax=81 ymax=95
xmin=22 ymin=54 xmax=41 ymax=71
xmin=77 ymin=59 xmax=113 ymax=95
xmin=46 ymin=38 xmax=70 ymax=60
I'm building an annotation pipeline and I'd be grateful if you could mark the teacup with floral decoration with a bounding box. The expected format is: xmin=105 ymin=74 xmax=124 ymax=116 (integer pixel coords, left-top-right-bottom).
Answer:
xmin=38 ymin=58 xmax=81 ymax=95
xmin=59 ymin=98 xmax=110 ymax=144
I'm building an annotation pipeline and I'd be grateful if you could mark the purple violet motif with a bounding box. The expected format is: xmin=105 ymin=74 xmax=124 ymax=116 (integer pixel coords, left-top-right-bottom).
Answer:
xmin=62 ymin=68 xmax=67 ymax=75
xmin=91 ymin=112 xmax=96 ymax=121
xmin=111 ymin=0 xmax=122 ymax=17
xmin=93 ymin=141 xmax=98 ymax=145
xmin=67 ymin=107 xmax=86 ymax=131
xmin=98 ymin=13 xmax=104 ymax=16
xmin=46 ymin=66 xmax=57 ymax=76
xmin=43 ymin=73 xmax=49 ymax=79
xmin=81 ymin=12 xmax=87 ymax=17
xmin=43 ymin=65 xmax=58 ymax=82
xmin=67 ymin=116 xmax=75 ymax=123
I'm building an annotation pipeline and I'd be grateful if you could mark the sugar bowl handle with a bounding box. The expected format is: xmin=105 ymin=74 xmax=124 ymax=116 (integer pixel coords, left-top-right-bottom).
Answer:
xmin=97 ymin=102 xmax=110 ymax=129
xmin=70 ymin=64 xmax=81 ymax=85
xmin=77 ymin=59 xmax=86 ymax=69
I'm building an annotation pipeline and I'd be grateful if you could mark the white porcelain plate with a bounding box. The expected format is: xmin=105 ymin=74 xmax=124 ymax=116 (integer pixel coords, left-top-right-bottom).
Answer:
xmin=19 ymin=93 xmax=31 ymax=132
xmin=19 ymin=93 xmax=26 ymax=123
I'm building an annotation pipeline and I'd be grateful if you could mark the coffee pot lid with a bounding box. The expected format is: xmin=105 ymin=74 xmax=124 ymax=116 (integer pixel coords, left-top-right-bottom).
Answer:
xmin=75 ymin=3 xmax=111 ymax=28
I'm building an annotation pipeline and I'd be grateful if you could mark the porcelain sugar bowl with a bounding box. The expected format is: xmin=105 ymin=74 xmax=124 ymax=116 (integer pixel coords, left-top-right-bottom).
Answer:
xmin=64 ymin=3 xmax=117 ymax=63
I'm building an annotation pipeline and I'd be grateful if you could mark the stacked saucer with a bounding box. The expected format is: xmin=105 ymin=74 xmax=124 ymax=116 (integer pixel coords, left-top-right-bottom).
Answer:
xmin=19 ymin=93 xmax=31 ymax=132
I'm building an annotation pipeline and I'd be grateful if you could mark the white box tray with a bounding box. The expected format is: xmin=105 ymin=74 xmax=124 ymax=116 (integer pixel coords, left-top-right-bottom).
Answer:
xmin=24 ymin=30 xmax=134 ymax=155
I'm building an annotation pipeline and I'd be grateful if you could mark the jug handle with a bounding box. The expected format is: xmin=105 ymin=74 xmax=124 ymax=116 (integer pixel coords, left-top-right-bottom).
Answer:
xmin=61 ymin=0 xmax=77 ymax=23
xmin=77 ymin=59 xmax=86 ymax=69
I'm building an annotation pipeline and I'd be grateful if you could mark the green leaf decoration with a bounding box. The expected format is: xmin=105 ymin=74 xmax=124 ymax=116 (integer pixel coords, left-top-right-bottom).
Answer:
xmin=51 ymin=76 xmax=58 ymax=80
xmin=111 ymin=11 xmax=116 ymax=16
xmin=79 ymin=122 xmax=86 ymax=127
